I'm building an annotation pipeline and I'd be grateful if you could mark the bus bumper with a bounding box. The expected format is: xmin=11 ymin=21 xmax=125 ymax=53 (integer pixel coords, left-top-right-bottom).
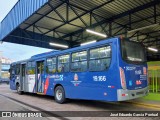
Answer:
xmin=117 ymin=87 xmax=149 ymax=101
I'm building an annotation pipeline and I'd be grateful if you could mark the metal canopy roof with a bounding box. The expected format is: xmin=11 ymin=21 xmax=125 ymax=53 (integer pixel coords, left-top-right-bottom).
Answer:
xmin=0 ymin=0 xmax=160 ymax=60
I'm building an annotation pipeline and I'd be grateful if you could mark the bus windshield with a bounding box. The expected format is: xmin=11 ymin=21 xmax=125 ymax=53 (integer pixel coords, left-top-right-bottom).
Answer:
xmin=121 ymin=39 xmax=146 ymax=63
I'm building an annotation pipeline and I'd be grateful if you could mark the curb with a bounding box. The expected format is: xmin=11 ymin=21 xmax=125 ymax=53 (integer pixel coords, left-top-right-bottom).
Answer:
xmin=126 ymin=101 xmax=160 ymax=109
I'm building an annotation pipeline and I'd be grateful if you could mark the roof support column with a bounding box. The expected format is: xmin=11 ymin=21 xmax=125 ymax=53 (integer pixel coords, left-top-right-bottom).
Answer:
xmin=129 ymin=14 xmax=132 ymax=30
xmin=33 ymin=25 xmax=35 ymax=39
xmin=154 ymin=5 xmax=157 ymax=23
xmin=108 ymin=22 xmax=112 ymax=37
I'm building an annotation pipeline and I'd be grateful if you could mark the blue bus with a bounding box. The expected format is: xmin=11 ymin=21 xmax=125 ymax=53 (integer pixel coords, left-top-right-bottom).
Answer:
xmin=9 ymin=37 xmax=148 ymax=103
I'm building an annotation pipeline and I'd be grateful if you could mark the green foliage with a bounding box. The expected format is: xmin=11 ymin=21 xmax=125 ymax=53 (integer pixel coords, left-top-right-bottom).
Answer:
xmin=143 ymin=93 xmax=160 ymax=101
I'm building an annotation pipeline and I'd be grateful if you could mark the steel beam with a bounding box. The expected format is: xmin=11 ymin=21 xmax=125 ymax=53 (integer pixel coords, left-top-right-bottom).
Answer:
xmin=61 ymin=0 xmax=160 ymax=39
xmin=48 ymin=3 xmax=66 ymax=22
xmin=43 ymin=0 xmax=113 ymax=35
xmin=24 ymin=2 xmax=64 ymax=30
xmin=7 ymin=28 xmax=79 ymax=48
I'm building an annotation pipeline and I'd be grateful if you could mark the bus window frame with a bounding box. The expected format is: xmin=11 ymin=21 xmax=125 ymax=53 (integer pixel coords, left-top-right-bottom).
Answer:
xmin=71 ymin=50 xmax=88 ymax=72
xmin=46 ymin=56 xmax=57 ymax=74
xmin=15 ymin=64 xmax=20 ymax=75
xmin=88 ymin=44 xmax=112 ymax=72
xmin=57 ymin=54 xmax=70 ymax=73
xmin=9 ymin=65 xmax=16 ymax=79
xmin=27 ymin=61 xmax=36 ymax=75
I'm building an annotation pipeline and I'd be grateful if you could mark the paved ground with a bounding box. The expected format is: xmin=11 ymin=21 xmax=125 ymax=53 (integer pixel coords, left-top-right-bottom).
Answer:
xmin=0 ymin=84 xmax=159 ymax=120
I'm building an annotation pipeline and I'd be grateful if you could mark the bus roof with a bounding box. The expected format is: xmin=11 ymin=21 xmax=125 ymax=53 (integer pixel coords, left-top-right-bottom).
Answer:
xmin=11 ymin=59 xmax=29 ymax=65
xmin=31 ymin=50 xmax=59 ymax=59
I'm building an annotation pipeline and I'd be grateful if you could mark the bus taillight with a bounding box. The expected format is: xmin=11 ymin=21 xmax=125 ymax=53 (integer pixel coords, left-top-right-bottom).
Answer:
xmin=122 ymin=93 xmax=128 ymax=96
xmin=120 ymin=67 xmax=127 ymax=89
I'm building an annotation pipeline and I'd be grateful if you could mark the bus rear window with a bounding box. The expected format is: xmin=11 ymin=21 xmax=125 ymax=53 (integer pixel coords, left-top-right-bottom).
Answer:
xmin=121 ymin=40 xmax=146 ymax=63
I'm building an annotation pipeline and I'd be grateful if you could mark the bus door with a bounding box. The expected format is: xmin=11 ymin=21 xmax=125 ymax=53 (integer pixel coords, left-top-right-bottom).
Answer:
xmin=36 ymin=60 xmax=45 ymax=93
xmin=10 ymin=65 xmax=17 ymax=90
xmin=26 ymin=61 xmax=36 ymax=93
xmin=20 ymin=64 xmax=26 ymax=91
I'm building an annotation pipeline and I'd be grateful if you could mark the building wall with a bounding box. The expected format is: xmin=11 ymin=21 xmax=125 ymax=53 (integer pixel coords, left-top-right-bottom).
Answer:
xmin=0 ymin=53 xmax=12 ymax=79
xmin=0 ymin=62 xmax=1 ymax=78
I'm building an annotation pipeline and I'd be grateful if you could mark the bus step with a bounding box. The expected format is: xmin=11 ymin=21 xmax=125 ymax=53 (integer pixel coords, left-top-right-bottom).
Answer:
xmin=37 ymin=92 xmax=45 ymax=95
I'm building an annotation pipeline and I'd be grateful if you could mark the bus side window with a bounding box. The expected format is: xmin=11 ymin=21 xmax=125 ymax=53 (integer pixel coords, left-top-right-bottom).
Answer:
xmin=15 ymin=64 xmax=20 ymax=75
xmin=10 ymin=65 xmax=15 ymax=79
xmin=47 ymin=57 xmax=56 ymax=74
xmin=71 ymin=51 xmax=87 ymax=72
xmin=58 ymin=54 xmax=69 ymax=73
xmin=89 ymin=46 xmax=111 ymax=71
xmin=27 ymin=62 xmax=35 ymax=75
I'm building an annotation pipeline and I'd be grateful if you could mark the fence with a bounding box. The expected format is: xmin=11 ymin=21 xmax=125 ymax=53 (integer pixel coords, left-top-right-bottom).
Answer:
xmin=148 ymin=61 xmax=160 ymax=93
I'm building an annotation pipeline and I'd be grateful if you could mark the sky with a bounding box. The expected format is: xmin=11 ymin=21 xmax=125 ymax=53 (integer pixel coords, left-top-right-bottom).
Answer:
xmin=0 ymin=0 xmax=52 ymax=61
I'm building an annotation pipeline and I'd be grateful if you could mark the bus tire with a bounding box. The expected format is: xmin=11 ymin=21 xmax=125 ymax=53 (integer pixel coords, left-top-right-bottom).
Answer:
xmin=16 ymin=83 xmax=23 ymax=95
xmin=54 ymin=86 xmax=66 ymax=104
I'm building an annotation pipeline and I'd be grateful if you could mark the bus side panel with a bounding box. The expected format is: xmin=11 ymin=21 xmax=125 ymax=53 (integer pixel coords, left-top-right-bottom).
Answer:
xmin=10 ymin=75 xmax=20 ymax=90
xmin=62 ymin=41 xmax=120 ymax=101
xmin=44 ymin=77 xmax=54 ymax=96
xmin=25 ymin=74 xmax=36 ymax=93
xmin=45 ymin=73 xmax=71 ymax=96
xmin=10 ymin=77 xmax=16 ymax=90
xmin=38 ymin=39 xmax=120 ymax=102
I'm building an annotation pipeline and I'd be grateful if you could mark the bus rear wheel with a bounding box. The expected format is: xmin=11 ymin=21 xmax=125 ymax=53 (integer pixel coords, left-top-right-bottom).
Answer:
xmin=16 ymin=83 xmax=23 ymax=95
xmin=54 ymin=86 xmax=66 ymax=104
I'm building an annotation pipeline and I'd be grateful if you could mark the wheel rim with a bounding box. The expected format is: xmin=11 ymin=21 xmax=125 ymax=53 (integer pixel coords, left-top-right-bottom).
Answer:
xmin=56 ymin=89 xmax=62 ymax=101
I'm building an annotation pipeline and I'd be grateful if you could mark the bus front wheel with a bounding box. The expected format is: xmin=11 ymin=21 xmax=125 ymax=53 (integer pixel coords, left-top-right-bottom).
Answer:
xmin=54 ymin=86 xmax=66 ymax=104
xmin=16 ymin=83 xmax=23 ymax=95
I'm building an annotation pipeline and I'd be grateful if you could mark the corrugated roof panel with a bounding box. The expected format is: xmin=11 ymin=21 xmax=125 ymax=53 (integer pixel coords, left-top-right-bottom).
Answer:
xmin=57 ymin=24 xmax=80 ymax=33
xmin=112 ymin=27 xmax=124 ymax=35
xmin=25 ymin=14 xmax=42 ymax=25
xmin=81 ymin=14 xmax=92 ymax=26
xmin=157 ymin=17 xmax=160 ymax=27
xmin=112 ymin=22 xmax=120 ymax=29
xmin=49 ymin=0 xmax=62 ymax=8
xmin=131 ymin=14 xmax=142 ymax=22
xmin=93 ymin=0 xmax=151 ymax=20
xmin=56 ymin=4 xmax=67 ymax=21
xmin=36 ymin=17 xmax=63 ymax=30
xmin=68 ymin=7 xmax=82 ymax=21
xmin=131 ymin=20 xmax=152 ymax=30
xmin=19 ymin=24 xmax=29 ymax=29
xmin=45 ymin=30 xmax=66 ymax=38
xmin=114 ymin=16 xmax=129 ymax=26
xmin=70 ymin=0 xmax=105 ymax=11
xmin=37 ymin=4 xmax=51 ymax=15
xmin=46 ymin=31 xmax=57 ymax=38
xmin=157 ymin=4 xmax=160 ymax=14
xmin=70 ymin=19 xmax=86 ymax=28
xmin=0 ymin=0 xmax=48 ymax=40
xmin=47 ymin=11 xmax=64 ymax=21
xmin=135 ymin=8 xmax=154 ymax=19
xmin=27 ymin=26 xmax=50 ymax=35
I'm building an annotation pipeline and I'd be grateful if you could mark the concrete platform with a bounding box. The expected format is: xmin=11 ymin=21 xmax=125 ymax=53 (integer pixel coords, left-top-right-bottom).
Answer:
xmin=0 ymin=84 xmax=159 ymax=120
